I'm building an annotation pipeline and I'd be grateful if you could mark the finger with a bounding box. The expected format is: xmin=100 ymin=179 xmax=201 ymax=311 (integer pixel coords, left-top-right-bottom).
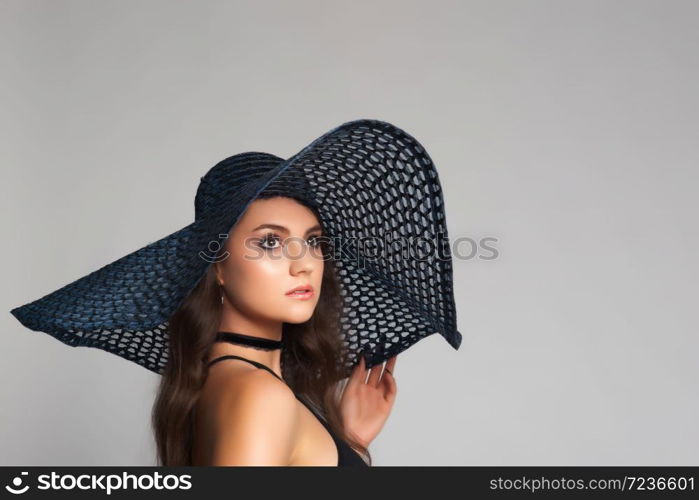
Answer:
xmin=380 ymin=356 xmax=396 ymax=381
xmin=381 ymin=366 xmax=398 ymax=401
xmin=378 ymin=356 xmax=396 ymax=383
xmin=384 ymin=355 xmax=397 ymax=376
xmin=367 ymin=359 xmax=383 ymax=388
xmin=348 ymin=354 xmax=368 ymax=387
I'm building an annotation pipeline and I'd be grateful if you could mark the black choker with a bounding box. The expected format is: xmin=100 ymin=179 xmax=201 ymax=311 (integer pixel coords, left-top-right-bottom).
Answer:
xmin=215 ymin=331 xmax=283 ymax=351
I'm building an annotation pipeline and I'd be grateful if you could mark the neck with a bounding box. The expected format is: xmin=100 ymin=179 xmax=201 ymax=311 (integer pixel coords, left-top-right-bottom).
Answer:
xmin=208 ymin=328 xmax=283 ymax=373
xmin=216 ymin=331 xmax=283 ymax=350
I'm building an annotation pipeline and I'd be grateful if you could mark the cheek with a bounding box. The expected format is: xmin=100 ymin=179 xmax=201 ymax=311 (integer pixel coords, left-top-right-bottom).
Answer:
xmin=225 ymin=255 xmax=286 ymax=293
xmin=314 ymin=259 xmax=324 ymax=287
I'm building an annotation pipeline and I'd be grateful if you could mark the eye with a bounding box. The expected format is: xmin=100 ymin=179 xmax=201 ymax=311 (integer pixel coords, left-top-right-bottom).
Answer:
xmin=308 ymin=235 xmax=323 ymax=248
xmin=257 ymin=233 xmax=282 ymax=250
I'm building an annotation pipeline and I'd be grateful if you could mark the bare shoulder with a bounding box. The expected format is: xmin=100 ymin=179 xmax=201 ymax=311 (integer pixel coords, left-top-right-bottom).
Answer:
xmin=204 ymin=364 xmax=299 ymax=465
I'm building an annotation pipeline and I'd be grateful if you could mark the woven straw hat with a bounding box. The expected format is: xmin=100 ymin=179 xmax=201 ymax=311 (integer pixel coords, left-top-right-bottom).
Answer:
xmin=10 ymin=119 xmax=462 ymax=376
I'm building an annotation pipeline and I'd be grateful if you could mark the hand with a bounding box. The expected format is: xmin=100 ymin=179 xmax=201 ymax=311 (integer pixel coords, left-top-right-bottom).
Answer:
xmin=339 ymin=355 xmax=398 ymax=448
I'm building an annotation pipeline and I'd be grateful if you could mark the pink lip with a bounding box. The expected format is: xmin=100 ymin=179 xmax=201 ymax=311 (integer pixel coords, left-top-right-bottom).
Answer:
xmin=285 ymin=284 xmax=314 ymax=300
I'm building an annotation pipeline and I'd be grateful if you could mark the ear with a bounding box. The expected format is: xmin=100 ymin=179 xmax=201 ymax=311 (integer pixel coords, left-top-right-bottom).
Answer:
xmin=214 ymin=262 xmax=223 ymax=286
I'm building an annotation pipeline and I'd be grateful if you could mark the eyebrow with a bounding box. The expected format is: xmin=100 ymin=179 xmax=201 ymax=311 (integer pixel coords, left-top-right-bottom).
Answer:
xmin=250 ymin=223 xmax=323 ymax=236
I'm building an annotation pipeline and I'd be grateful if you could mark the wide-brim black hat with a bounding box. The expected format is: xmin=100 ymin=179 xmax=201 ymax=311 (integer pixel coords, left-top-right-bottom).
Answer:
xmin=10 ymin=119 xmax=462 ymax=376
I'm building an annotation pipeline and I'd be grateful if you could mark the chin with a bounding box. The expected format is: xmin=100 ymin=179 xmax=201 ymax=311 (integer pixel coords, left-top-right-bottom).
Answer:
xmin=283 ymin=310 xmax=316 ymax=324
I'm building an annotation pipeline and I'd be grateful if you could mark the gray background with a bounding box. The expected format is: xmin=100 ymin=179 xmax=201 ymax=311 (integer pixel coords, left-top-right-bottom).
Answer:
xmin=1 ymin=0 xmax=697 ymax=465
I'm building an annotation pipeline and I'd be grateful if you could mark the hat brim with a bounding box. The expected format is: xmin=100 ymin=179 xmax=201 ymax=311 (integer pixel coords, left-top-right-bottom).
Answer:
xmin=11 ymin=119 xmax=462 ymax=375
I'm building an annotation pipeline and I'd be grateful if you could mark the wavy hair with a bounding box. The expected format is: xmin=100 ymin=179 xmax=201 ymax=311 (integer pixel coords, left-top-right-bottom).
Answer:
xmin=151 ymin=194 xmax=371 ymax=466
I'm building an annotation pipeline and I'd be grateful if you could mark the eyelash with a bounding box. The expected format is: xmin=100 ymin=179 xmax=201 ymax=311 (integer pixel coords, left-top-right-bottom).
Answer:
xmin=256 ymin=232 xmax=324 ymax=250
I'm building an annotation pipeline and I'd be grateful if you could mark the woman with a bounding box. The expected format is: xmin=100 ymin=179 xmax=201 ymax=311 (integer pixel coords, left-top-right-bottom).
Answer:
xmin=10 ymin=119 xmax=461 ymax=466
xmin=153 ymin=193 xmax=397 ymax=466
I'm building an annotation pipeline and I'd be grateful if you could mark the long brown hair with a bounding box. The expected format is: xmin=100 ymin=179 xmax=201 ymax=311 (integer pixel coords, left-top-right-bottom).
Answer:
xmin=151 ymin=194 xmax=372 ymax=466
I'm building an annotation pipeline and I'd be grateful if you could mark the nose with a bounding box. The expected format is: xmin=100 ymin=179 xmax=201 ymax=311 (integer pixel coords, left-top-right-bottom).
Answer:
xmin=286 ymin=237 xmax=318 ymax=274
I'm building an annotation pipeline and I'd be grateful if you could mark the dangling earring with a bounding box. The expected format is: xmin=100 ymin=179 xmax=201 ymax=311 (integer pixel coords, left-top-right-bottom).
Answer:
xmin=219 ymin=282 xmax=224 ymax=305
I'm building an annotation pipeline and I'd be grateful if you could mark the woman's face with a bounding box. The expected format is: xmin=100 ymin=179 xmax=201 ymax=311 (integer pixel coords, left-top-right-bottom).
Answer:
xmin=215 ymin=196 xmax=325 ymax=327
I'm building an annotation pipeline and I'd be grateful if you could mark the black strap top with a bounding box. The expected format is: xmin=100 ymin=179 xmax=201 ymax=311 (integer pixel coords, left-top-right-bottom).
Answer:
xmin=207 ymin=354 xmax=368 ymax=467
